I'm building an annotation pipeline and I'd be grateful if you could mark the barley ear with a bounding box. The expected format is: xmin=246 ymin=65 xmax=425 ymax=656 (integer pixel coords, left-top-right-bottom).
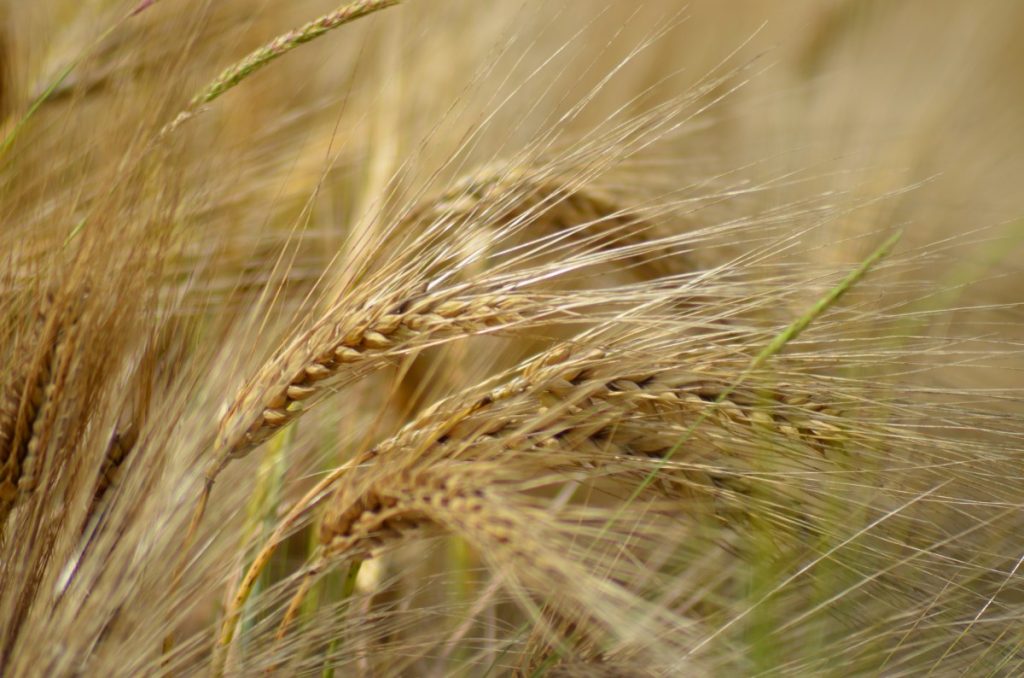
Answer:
xmin=161 ymin=0 xmax=401 ymax=135
xmin=623 ymin=230 xmax=902 ymax=511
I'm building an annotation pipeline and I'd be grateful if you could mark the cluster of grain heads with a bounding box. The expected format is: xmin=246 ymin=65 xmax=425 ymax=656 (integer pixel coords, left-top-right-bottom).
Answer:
xmin=215 ymin=242 xmax=902 ymax=671
xmin=205 ymin=210 xmax=894 ymax=662
xmin=0 ymin=291 xmax=76 ymax=526
xmin=206 ymin=150 xmax=705 ymax=479
xmin=2 ymin=1 xmax=1023 ymax=675
xmin=156 ymin=2 xmax=761 ymax=661
xmin=202 ymin=169 xmax=717 ymax=512
xmin=225 ymin=461 xmax=708 ymax=675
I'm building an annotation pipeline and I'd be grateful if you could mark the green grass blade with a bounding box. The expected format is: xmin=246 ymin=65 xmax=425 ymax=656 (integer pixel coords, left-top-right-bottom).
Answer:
xmin=605 ymin=231 xmax=902 ymax=530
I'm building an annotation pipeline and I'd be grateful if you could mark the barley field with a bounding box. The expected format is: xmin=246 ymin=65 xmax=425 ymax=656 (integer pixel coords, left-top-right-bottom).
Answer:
xmin=1 ymin=1 xmax=1022 ymax=676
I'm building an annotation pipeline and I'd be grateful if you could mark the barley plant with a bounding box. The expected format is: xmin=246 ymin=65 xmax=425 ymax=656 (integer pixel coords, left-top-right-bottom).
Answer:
xmin=1 ymin=1 xmax=1023 ymax=676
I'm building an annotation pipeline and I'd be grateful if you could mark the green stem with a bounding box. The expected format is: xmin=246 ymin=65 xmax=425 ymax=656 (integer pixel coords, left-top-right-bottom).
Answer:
xmin=627 ymin=230 xmax=901 ymax=505
xmin=1 ymin=1 xmax=159 ymax=158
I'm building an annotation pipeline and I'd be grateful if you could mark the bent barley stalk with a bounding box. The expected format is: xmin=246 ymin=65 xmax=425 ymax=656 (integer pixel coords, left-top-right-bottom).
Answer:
xmin=326 ymin=337 xmax=854 ymax=489
xmin=212 ymin=287 xmax=533 ymax=472
xmin=401 ymin=160 xmax=688 ymax=280
xmin=214 ymin=464 xmax=518 ymax=675
xmin=233 ymin=463 xmax=698 ymax=674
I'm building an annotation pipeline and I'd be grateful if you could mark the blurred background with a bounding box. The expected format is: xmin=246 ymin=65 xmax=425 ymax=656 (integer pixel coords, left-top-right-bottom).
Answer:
xmin=5 ymin=0 xmax=1021 ymax=318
